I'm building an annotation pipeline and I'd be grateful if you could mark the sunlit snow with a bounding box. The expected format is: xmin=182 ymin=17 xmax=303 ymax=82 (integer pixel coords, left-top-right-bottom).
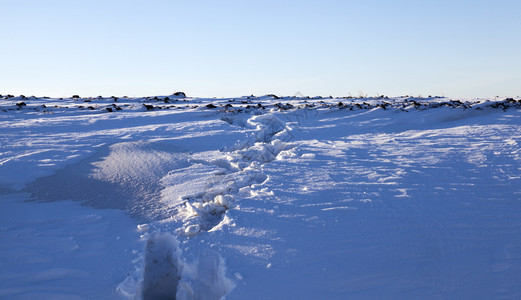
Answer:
xmin=1 ymin=94 xmax=521 ymax=299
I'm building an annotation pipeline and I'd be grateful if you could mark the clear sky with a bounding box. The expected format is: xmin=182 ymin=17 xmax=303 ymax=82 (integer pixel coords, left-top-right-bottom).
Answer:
xmin=1 ymin=0 xmax=520 ymax=98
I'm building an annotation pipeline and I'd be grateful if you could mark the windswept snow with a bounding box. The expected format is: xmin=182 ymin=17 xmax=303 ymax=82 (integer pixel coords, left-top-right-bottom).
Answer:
xmin=1 ymin=94 xmax=521 ymax=299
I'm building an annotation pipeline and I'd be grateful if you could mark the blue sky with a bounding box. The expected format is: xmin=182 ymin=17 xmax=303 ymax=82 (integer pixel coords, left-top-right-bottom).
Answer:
xmin=1 ymin=0 xmax=520 ymax=98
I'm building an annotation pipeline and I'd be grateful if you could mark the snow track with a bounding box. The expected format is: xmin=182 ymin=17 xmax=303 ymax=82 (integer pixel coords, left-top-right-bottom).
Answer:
xmin=141 ymin=234 xmax=180 ymax=300
xmin=170 ymin=113 xmax=295 ymax=233
xmin=126 ymin=111 xmax=297 ymax=299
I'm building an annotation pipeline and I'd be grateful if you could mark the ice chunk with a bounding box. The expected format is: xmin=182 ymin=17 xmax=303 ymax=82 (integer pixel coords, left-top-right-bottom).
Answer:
xmin=185 ymin=225 xmax=201 ymax=237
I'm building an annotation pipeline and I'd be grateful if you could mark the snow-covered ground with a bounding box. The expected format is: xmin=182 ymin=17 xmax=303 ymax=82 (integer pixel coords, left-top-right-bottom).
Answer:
xmin=1 ymin=94 xmax=521 ymax=299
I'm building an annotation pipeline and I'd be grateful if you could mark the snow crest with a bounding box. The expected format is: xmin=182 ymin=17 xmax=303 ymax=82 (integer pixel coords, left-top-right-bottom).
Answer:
xmin=122 ymin=111 xmax=296 ymax=299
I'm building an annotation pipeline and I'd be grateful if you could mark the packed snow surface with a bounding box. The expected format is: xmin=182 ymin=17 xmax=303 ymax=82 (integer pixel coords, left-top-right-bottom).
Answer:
xmin=1 ymin=94 xmax=521 ymax=299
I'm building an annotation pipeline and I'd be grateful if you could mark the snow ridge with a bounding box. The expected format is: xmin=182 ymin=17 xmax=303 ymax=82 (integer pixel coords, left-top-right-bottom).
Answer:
xmin=3 ymin=93 xmax=520 ymax=116
xmin=172 ymin=112 xmax=295 ymax=235
xmin=123 ymin=110 xmax=296 ymax=299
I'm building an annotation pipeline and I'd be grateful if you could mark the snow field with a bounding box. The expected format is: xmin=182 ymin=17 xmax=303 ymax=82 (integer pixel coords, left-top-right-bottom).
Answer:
xmin=0 ymin=193 xmax=141 ymax=299
xmin=2 ymin=94 xmax=521 ymax=299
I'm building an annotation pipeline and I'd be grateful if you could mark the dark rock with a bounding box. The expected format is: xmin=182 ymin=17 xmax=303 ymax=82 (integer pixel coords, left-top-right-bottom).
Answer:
xmin=112 ymin=104 xmax=122 ymax=111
